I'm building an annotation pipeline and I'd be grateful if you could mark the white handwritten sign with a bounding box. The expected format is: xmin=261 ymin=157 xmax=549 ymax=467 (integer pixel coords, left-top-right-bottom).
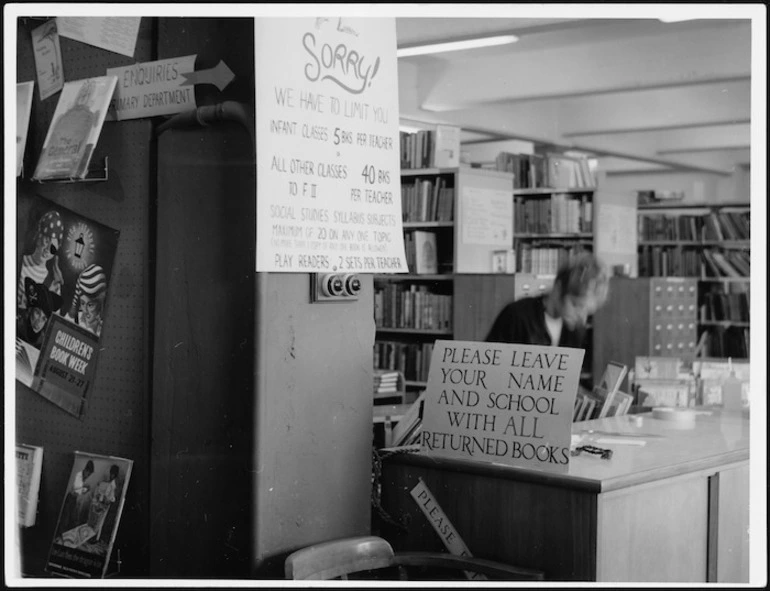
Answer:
xmin=420 ymin=340 xmax=583 ymax=469
xmin=56 ymin=17 xmax=140 ymax=58
xmin=254 ymin=17 xmax=407 ymax=273
xmin=106 ymin=55 xmax=197 ymax=121
xmin=461 ymin=187 xmax=512 ymax=246
xmin=31 ymin=20 xmax=64 ymax=100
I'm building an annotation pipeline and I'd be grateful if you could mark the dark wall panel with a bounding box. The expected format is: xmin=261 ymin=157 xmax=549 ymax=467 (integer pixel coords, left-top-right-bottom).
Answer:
xmin=151 ymin=17 xmax=257 ymax=578
xmin=15 ymin=17 xmax=154 ymax=576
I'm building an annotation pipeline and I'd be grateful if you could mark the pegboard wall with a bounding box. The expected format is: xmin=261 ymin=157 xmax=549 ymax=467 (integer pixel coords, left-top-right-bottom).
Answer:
xmin=15 ymin=17 xmax=156 ymax=576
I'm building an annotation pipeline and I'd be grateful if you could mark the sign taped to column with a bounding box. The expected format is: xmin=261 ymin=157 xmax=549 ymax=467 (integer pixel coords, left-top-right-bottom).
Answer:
xmin=254 ymin=17 xmax=407 ymax=273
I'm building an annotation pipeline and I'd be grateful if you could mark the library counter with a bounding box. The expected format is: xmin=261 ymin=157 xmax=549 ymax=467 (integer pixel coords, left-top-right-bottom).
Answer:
xmin=379 ymin=409 xmax=750 ymax=582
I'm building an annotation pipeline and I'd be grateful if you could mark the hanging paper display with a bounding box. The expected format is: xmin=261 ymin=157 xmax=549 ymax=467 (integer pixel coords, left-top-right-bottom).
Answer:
xmin=254 ymin=17 xmax=407 ymax=273
xmin=16 ymin=195 xmax=120 ymax=418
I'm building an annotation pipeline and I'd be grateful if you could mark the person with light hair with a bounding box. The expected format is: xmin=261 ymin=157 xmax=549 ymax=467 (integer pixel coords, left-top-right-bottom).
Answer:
xmin=486 ymin=253 xmax=610 ymax=348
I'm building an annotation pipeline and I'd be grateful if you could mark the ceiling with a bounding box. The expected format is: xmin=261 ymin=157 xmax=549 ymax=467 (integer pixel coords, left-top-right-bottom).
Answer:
xmin=395 ymin=16 xmax=753 ymax=176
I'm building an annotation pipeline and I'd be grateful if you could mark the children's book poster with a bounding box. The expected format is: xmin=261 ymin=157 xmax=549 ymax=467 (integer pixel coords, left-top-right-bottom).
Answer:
xmin=46 ymin=452 xmax=133 ymax=578
xmin=16 ymin=195 xmax=120 ymax=418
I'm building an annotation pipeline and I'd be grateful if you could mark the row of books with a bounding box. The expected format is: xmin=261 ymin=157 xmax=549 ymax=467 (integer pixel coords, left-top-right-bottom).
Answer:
xmin=399 ymin=126 xmax=461 ymax=170
xmin=517 ymin=245 xmax=590 ymax=275
xmin=574 ymin=361 xmax=631 ymax=421
xmin=639 ymin=214 xmax=705 ymax=242
xmin=700 ymin=290 xmax=749 ymax=322
xmin=702 ymin=249 xmax=750 ymax=278
xmin=404 ymin=230 xmax=450 ymax=275
xmin=573 ymin=389 xmax=633 ymax=421
xmin=632 ymin=356 xmax=751 ymax=408
xmin=495 ymin=152 xmax=595 ymax=189
xmin=374 ymin=283 xmax=453 ymax=331
xmin=514 ymin=193 xmax=593 ymax=234
xmin=700 ymin=326 xmax=749 ymax=359
xmin=373 ymin=370 xmax=404 ymax=397
xmin=639 ymin=211 xmax=750 ymax=242
xmin=638 ymin=245 xmax=702 ymax=277
xmin=374 ymin=341 xmax=434 ymax=382
xmin=703 ymin=211 xmax=750 ymax=241
xmin=401 ymin=177 xmax=455 ymax=222
xmin=638 ymin=246 xmax=750 ymax=278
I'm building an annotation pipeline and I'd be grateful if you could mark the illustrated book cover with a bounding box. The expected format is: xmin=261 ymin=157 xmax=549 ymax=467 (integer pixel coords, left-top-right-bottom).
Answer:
xmin=17 ymin=81 xmax=35 ymax=176
xmin=32 ymin=75 xmax=117 ymax=180
xmin=413 ymin=230 xmax=438 ymax=274
xmin=46 ymin=452 xmax=133 ymax=578
xmin=16 ymin=195 xmax=120 ymax=417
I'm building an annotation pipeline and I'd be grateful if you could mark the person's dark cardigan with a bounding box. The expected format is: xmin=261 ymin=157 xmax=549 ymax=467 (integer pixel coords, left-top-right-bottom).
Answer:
xmin=485 ymin=295 xmax=586 ymax=348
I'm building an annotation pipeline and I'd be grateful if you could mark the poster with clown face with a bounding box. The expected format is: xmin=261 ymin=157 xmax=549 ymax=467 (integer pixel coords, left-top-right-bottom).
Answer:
xmin=16 ymin=195 xmax=119 ymax=418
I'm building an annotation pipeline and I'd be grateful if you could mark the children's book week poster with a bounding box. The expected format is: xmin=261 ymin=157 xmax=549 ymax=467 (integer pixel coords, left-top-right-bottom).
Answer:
xmin=16 ymin=195 xmax=120 ymax=418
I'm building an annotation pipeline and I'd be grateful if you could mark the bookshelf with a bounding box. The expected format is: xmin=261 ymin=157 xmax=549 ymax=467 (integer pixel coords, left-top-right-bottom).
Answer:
xmin=513 ymin=188 xmax=595 ymax=275
xmin=374 ymin=164 xmax=514 ymax=395
xmin=636 ymin=202 xmax=750 ymax=359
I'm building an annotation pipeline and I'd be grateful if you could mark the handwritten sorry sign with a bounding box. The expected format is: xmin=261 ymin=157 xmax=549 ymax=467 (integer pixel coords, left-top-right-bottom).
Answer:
xmin=254 ymin=17 xmax=407 ymax=273
xmin=420 ymin=340 xmax=583 ymax=469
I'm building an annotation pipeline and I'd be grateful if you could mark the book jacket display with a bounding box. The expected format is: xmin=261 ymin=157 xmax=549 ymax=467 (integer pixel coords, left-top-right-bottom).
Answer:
xmin=47 ymin=452 xmax=133 ymax=578
xmin=16 ymin=195 xmax=120 ymax=417
xmin=17 ymin=81 xmax=35 ymax=176
xmin=17 ymin=444 xmax=44 ymax=528
xmin=32 ymin=75 xmax=117 ymax=181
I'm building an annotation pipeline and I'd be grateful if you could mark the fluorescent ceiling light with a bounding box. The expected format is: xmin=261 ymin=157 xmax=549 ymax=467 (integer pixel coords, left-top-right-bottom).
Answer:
xmin=397 ymin=35 xmax=518 ymax=58
xmin=658 ymin=17 xmax=697 ymax=23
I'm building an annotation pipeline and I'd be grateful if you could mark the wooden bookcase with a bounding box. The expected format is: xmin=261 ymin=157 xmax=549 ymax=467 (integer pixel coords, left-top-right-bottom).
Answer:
xmin=373 ymin=166 xmax=514 ymax=394
xmin=512 ymin=188 xmax=595 ymax=275
xmin=636 ymin=202 xmax=750 ymax=359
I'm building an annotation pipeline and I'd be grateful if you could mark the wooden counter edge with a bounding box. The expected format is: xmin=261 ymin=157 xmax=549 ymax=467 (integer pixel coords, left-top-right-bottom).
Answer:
xmin=380 ymin=447 xmax=749 ymax=494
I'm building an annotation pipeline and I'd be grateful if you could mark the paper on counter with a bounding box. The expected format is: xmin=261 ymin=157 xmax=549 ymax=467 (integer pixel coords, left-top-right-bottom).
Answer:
xmin=594 ymin=437 xmax=647 ymax=446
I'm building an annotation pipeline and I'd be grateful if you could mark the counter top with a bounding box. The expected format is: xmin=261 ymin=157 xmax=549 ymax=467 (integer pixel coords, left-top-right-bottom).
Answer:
xmin=383 ymin=409 xmax=750 ymax=493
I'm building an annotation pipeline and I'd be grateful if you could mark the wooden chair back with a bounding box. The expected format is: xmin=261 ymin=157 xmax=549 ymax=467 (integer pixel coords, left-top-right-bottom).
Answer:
xmin=284 ymin=536 xmax=396 ymax=580
xmin=284 ymin=535 xmax=545 ymax=581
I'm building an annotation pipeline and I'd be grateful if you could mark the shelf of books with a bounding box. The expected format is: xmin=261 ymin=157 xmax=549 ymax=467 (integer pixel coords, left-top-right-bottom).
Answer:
xmin=377 ymin=127 xmax=513 ymax=397
xmin=512 ymin=186 xmax=595 ymax=275
xmin=636 ymin=202 xmax=750 ymax=359
xmin=375 ymin=134 xmax=460 ymax=396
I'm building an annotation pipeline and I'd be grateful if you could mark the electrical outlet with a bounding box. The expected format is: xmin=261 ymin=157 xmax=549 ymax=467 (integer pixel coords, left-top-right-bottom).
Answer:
xmin=311 ymin=273 xmax=362 ymax=302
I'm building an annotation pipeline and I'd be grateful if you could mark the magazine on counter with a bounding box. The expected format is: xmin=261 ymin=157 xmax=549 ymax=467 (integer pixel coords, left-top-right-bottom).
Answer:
xmin=33 ymin=75 xmax=117 ymax=180
xmin=46 ymin=452 xmax=133 ymax=578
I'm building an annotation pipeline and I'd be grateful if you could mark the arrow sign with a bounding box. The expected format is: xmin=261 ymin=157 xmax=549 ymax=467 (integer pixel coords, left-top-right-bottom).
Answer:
xmin=106 ymin=55 xmax=198 ymax=121
xmin=180 ymin=60 xmax=235 ymax=91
